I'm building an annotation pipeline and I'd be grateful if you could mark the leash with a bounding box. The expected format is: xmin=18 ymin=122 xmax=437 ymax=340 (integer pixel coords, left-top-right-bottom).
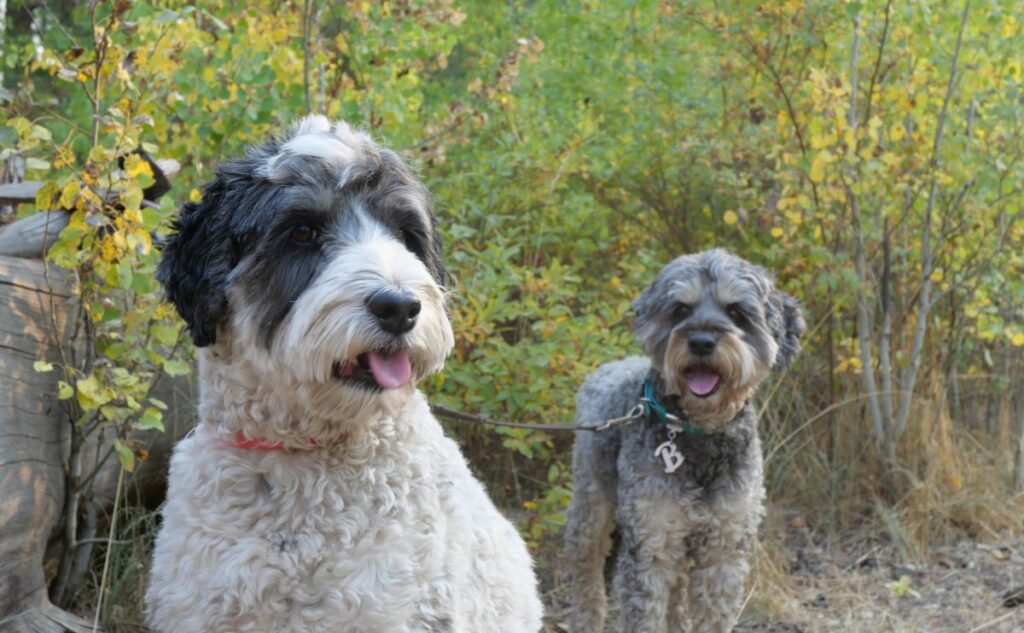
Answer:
xmin=428 ymin=402 xmax=646 ymax=433
xmin=429 ymin=378 xmax=695 ymax=435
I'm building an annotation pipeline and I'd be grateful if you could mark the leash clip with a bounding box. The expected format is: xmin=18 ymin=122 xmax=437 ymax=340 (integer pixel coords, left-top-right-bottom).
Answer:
xmin=591 ymin=403 xmax=646 ymax=432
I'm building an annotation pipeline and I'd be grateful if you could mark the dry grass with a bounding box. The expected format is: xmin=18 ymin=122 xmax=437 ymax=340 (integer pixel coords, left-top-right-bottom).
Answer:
xmin=71 ymin=505 xmax=159 ymax=633
xmin=760 ymin=368 xmax=1024 ymax=554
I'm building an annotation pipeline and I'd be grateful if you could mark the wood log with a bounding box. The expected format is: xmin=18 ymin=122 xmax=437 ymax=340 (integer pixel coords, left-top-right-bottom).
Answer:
xmin=0 ymin=213 xmax=71 ymax=259
xmin=0 ymin=181 xmax=42 ymax=206
xmin=0 ymin=255 xmax=195 ymax=631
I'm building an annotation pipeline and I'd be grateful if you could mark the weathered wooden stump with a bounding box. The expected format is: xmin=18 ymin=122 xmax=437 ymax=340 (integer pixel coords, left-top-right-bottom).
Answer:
xmin=0 ymin=218 xmax=194 ymax=630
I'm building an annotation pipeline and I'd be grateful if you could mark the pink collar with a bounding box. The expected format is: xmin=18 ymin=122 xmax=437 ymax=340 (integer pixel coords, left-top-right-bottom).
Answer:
xmin=231 ymin=431 xmax=287 ymax=451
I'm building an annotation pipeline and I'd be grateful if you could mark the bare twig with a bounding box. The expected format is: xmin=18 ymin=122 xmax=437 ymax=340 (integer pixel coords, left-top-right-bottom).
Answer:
xmin=92 ymin=465 xmax=124 ymax=631
xmin=895 ymin=1 xmax=971 ymax=436
xmin=302 ymin=0 xmax=315 ymax=115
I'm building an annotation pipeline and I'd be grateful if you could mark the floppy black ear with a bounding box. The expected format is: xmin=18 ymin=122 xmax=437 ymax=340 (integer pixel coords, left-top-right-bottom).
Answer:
xmin=769 ymin=290 xmax=806 ymax=369
xmin=157 ymin=180 xmax=235 ymax=347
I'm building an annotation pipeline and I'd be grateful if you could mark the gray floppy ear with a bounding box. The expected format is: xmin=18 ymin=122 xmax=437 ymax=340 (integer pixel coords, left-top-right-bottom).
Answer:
xmin=631 ymin=284 xmax=655 ymax=339
xmin=769 ymin=290 xmax=806 ymax=369
xmin=633 ymin=281 xmax=670 ymax=358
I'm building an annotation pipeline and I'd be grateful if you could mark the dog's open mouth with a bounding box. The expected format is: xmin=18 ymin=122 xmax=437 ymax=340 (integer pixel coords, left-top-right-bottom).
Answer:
xmin=684 ymin=367 xmax=721 ymax=398
xmin=333 ymin=349 xmax=412 ymax=390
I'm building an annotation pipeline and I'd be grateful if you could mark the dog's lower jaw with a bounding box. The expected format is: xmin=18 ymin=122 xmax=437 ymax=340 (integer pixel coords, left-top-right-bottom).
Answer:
xmin=678 ymin=389 xmax=753 ymax=430
xmin=663 ymin=368 xmax=760 ymax=431
xmin=195 ymin=347 xmax=420 ymax=449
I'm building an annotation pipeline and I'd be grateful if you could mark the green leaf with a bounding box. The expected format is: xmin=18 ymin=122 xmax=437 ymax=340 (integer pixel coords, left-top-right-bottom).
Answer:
xmin=33 ymin=360 xmax=54 ymax=373
xmin=57 ymin=381 xmax=74 ymax=400
xmin=136 ymin=407 xmax=165 ymax=432
xmin=101 ymin=405 xmax=133 ymax=422
xmin=117 ymin=259 xmax=134 ymax=289
xmin=113 ymin=438 xmax=135 ymax=472
xmin=151 ymin=323 xmax=180 ymax=346
xmin=162 ymin=359 xmax=191 ymax=376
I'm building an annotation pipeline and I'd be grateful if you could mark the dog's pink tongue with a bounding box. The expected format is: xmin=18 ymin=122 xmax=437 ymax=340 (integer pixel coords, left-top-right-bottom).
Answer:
xmin=685 ymin=369 xmax=720 ymax=396
xmin=366 ymin=350 xmax=412 ymax=389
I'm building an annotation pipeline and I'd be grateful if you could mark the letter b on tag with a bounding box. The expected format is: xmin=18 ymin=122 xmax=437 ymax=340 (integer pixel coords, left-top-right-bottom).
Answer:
xmin=654 ymin=440 xmax=684 ymax=474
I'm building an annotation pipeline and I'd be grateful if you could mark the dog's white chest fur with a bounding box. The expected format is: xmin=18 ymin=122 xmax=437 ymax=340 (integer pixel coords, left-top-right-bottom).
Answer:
xmin=147 ymin=397 xmax=541 ymax=633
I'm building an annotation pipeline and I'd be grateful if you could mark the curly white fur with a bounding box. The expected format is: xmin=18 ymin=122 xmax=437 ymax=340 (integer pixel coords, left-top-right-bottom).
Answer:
xmin=147 ymin=392 xmax=541 ymax=632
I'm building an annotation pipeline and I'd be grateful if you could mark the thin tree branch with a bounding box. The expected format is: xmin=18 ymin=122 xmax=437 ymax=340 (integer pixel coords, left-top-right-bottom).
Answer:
xmin=895 ymin=0 xmax=971 ymax=436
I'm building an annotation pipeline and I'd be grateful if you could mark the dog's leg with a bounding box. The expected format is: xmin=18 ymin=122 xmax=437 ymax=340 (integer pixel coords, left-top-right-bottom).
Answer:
xmin=564 ymin=479 xmax=616 ymax=633
xmin=686 ymin=526 xmax=752 ymax=633
xmin=666 ymin=567 xmax=691 ymax=631
xmin=611 ymin=498 xmax=680 ymax=633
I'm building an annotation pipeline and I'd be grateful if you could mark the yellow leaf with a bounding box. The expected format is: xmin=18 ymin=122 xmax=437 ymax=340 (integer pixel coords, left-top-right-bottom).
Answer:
xmin=771 ymin=227 xmax=784 ymax=238
xmin=1012 ymin=333 xmax=1024 ymax=347
xmin=100 ymin=237 xmax=119 ymax=262
xmin=930 ymin=269 xmax=943 ymax=283
xmin=891 ymin=123 xmax=906 ymax=141
xmin=843 ymin=128 xmax=856 ymax=150
xmin=76 ymin=375 xmax=111 ymax=410
xmin=867 ymin=116 xmax=882 ymax=142
xmin=33 ymin=360 xmax=54 ymax=373
xmin=189 ymin=188 xmax=202 ymax=203
xmin=60 ymin=179 xmax=80 ymax=209
xmin=723 ymin=210 xmax=738 ymax=225
xmin=123 ymin=207 xmax=143 ymax=224
xmin=123 ymin=154 xmax=153 ymax=178
xmin=809 ymin=150 xmax=833 ymax=183
xmin=1003 ymin=15 xmax=1018 ymax=38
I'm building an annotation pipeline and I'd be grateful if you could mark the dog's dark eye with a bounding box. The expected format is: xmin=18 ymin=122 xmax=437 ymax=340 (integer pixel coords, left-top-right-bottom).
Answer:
xmin=290 ymin=224 xmax=318 ymax=244
xmin=672 ymin=303 xmax=692 ymax=321
xmin=400 ymin=227 xmax=425 ymax=257
xmin=726 ymin=304 xmax=745 ymax=322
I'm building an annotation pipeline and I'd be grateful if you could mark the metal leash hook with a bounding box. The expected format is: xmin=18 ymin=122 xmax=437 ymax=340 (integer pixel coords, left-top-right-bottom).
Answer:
xmin=589 ymin=402 xmax=646 ymax=432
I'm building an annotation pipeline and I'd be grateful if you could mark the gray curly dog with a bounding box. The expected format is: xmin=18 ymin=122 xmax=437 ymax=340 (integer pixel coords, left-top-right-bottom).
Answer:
xmin=564 ymin=249 xmax=805 ymax=633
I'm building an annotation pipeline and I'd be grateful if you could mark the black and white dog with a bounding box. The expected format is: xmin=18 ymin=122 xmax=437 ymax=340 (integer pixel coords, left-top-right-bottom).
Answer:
xmin=146 ymin=116 xmax=542 ymax=632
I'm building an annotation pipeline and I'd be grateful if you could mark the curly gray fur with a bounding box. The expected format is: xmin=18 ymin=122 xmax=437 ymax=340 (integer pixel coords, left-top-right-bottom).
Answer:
xmin=564 ymin=249 xmax=805 ymax=633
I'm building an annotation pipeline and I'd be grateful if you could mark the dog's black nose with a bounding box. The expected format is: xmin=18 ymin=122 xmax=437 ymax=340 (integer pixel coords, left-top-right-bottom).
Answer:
xmin=687 ymin=332 xmax=717 ymax=357
xmin=366 ymin=290 xmax=421 ymax=335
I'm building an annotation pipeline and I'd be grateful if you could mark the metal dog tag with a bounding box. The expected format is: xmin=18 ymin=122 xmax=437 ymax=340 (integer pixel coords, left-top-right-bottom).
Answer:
xmin=654 ymin=437 xmax=684 ymax=474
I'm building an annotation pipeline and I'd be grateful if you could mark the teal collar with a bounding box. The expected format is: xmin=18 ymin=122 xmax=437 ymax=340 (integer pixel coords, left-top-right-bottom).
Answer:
xmin=641 ymin=378 xmax=706 ymax=436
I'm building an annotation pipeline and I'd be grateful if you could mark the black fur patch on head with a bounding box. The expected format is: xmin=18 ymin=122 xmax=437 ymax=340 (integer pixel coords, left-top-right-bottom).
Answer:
xmin=156 ymin=150 xmax=284 ymax=347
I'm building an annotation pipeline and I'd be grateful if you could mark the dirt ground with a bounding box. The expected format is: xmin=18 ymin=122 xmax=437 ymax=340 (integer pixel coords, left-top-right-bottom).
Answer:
xmin=538 ymin=526 xmax=1024 ymax=633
